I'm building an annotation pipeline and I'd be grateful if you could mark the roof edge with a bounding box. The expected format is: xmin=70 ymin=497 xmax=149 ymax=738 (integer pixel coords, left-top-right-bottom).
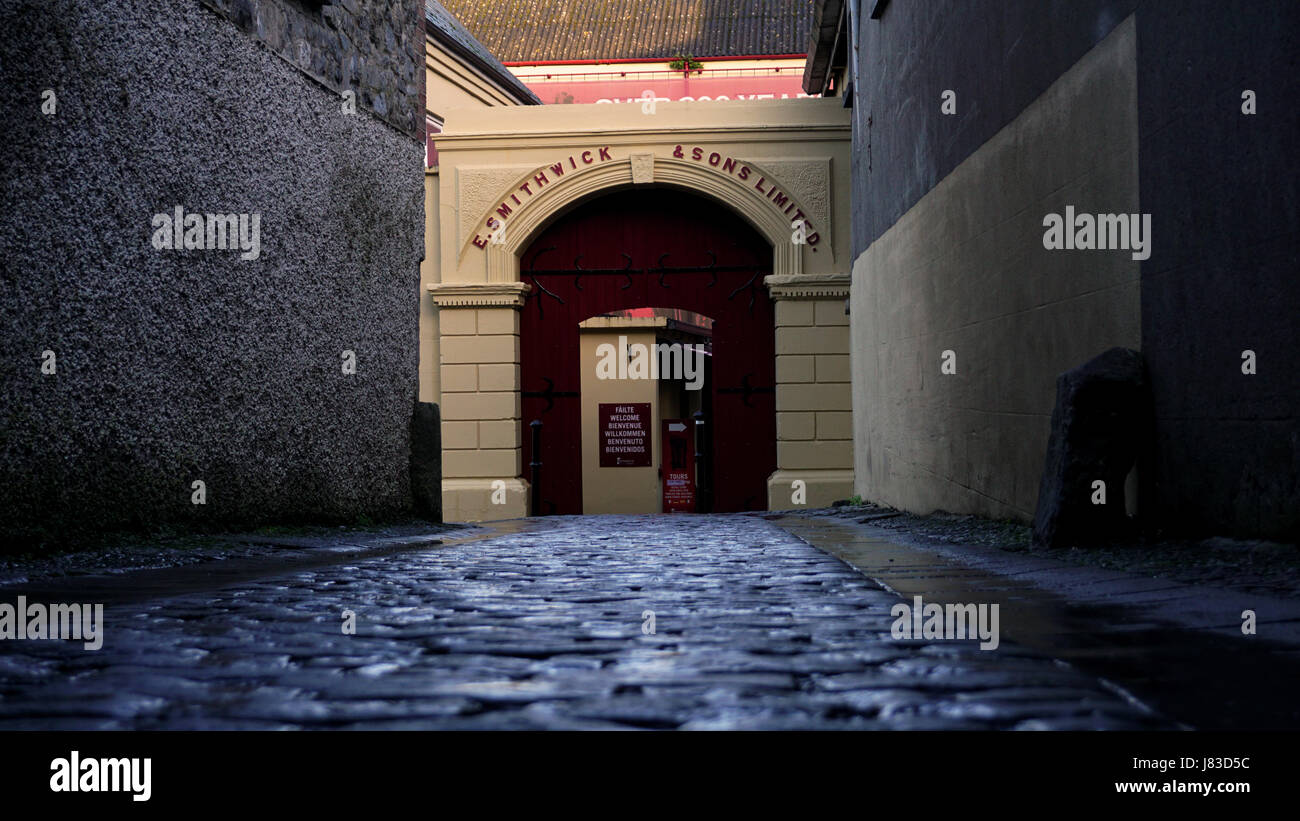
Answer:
xmin=425 ymin=3 xmax=541 ymax=105
xmin=803 ymin=0 xmax=846 ymax=95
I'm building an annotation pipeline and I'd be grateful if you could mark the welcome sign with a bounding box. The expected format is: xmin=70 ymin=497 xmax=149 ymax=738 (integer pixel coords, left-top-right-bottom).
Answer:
xmin=599 ymin=403 xmax=651 ymax=467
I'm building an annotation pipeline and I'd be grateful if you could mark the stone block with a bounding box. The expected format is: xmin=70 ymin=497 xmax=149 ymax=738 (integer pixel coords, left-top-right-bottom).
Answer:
xmin=1032 ymin=348 xmax=1149 ymax=547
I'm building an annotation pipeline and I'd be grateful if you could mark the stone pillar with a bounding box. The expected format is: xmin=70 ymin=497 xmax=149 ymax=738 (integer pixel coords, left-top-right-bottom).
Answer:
xmin=418 ymin=168 xmax=441 ymax=404
xmin=426 ymin=282 xmax=531 ymax=521
xmin=765 ymin=273 xmax=855 ymax=509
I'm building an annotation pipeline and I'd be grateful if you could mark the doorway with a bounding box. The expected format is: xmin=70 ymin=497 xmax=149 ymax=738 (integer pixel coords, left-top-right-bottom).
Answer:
xmin=520 ymin=187 xmax=775 ymax=514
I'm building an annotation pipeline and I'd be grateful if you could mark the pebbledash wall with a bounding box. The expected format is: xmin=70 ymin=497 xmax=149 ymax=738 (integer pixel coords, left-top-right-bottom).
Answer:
xmin=426 ymin=99 xmax=853 ymax=521
xmin=842 ymin=0 xmax=1298 ymax=539
xmin=0 ymin=0 xmax=426 ymax=548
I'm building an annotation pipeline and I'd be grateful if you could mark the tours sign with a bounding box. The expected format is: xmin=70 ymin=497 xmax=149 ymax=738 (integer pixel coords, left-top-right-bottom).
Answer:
xmin=599 ymin=403 xmax=651 ymax=467
xmin=661 ymin=419 xmax=696 ymax=513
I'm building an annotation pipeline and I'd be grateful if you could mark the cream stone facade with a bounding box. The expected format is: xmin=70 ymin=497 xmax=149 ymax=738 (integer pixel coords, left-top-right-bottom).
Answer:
xmin=425 ymin=98 xmax=853 ymax=521
xmin=425 ymin=42 xmax=532 ymax=113
xmin=767 ymin=272 xmax=854 ymax=509
xmin=420 ymin=31 xmax=539 ymax=414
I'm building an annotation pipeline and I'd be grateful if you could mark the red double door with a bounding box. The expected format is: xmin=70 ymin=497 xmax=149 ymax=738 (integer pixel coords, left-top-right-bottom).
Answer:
xmin=520 ymin=188 xmax=776 ymax=514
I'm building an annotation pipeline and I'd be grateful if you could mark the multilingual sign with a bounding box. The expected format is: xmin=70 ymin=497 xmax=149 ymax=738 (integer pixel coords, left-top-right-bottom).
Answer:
xmin=599 ymin=403 xmax=651 ymax=467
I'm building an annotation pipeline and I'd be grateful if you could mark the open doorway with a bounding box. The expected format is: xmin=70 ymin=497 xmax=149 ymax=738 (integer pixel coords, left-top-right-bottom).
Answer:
xmin=578 ymin=308 xmax=714 ymax=514
xmin=520 ymin=187 xmax=776 ymax=514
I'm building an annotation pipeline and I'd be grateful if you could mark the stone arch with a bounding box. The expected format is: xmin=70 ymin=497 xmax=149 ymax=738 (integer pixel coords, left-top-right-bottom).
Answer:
xmin=465 ymin=155 xmax=806 ymax=281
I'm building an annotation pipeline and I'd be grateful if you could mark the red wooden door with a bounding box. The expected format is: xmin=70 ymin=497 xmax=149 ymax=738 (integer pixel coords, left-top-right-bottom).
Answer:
xmin=520 ymin=188 xmax=776 ymax=514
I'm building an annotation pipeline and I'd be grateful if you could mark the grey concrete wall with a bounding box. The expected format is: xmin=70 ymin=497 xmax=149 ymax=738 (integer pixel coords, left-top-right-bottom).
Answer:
xmin=850 ymin=0 xmax=1136 ymax=257
xmin=847 ymin=0 xmax=1298 ymax=539
xmin=0 ymin=0 xmax=425 ymax=548
xmin=851 ymin=17 xmax=1141 ymax=521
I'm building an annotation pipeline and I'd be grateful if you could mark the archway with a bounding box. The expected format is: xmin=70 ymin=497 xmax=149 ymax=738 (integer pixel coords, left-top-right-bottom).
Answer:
xmin=520 ymin=187 xmax=776 ymax=514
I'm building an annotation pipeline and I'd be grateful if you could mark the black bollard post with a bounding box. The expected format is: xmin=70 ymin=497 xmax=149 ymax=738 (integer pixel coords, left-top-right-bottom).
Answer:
xmin=693 ymin=409 xmax=709 ymax=513
xmin=529 ymin=419 xmax=543 ymax=516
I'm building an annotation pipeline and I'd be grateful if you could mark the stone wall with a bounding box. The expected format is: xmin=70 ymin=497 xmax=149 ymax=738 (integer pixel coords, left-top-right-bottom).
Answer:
xmin=202 ymin=0 xmax=425 ymax=140
xmin=0 ymin=0 xmax=426 ymax=548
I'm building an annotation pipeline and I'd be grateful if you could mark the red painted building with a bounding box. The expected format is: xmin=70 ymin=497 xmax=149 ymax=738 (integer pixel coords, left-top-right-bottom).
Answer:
xmin=439 ymin=0 xmax=819 ymax=107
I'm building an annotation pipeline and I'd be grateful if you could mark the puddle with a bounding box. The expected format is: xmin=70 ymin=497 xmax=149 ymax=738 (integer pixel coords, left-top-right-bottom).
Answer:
xmin=776 ymin=516 xmax=1300 ymax=730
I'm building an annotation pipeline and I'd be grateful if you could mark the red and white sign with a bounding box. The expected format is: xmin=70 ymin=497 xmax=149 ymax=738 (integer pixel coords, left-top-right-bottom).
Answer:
xmin=661 ymin=419 xmax=696 ymax=513
xmin=515 ymin=69 xmax=814 ymax=106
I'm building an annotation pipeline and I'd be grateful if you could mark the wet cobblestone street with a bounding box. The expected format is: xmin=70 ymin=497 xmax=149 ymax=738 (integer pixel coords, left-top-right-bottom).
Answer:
xmin=0 ymin=515 xmax=1172 ymax=730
